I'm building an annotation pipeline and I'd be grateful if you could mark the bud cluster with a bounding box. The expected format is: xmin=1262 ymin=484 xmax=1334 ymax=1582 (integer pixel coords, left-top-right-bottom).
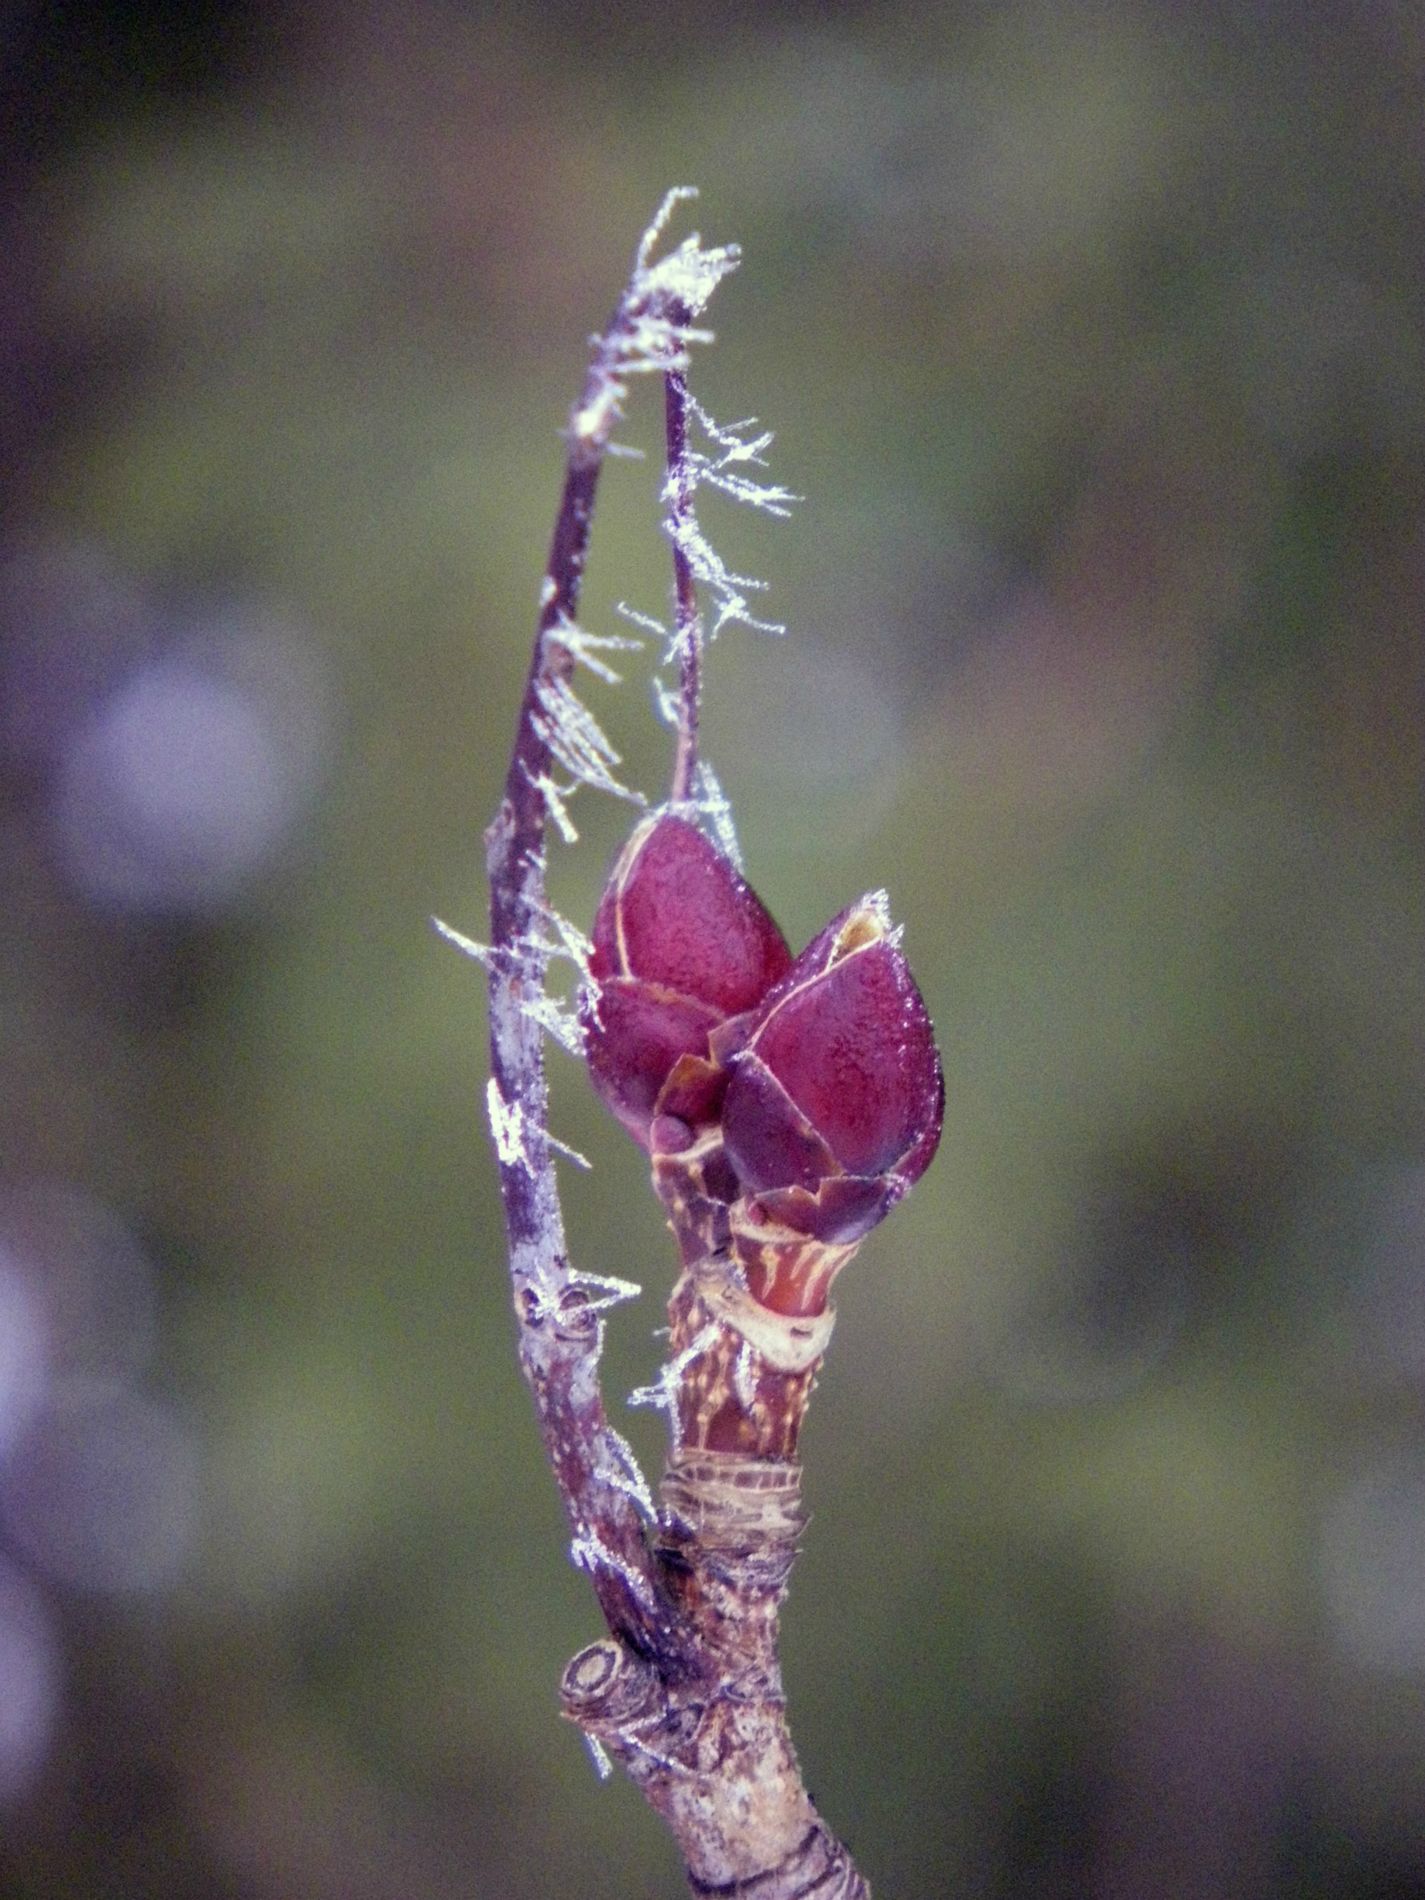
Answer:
xmin=581 ymin=814 xmax=943 ymax=1320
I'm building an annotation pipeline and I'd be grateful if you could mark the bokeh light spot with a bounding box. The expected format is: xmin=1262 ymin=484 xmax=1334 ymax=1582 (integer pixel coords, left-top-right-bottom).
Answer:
xmin=0 ymin=1556 xmax=60 ymax=1804
xmin=0 ymin=1393 xmax=201 ymax=1597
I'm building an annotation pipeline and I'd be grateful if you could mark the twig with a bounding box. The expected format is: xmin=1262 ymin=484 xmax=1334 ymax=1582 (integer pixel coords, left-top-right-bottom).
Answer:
xmin=663 ymin=321 xmax=702 ymax=804
xmin=481 ymin=192 xmax=871 ymax=1898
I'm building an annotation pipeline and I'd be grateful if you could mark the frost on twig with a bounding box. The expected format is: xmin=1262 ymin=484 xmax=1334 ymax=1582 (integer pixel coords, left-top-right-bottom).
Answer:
xmin=566 ymin=187 xmax=741 ymax=451
xmin=567 ymin=1269 xmax=643 ymax=1316
xmin=570 ymin=1527 xmax=662 ymax=1616
xmin=514 ymin=989 xmax=587 ymax=1062
xmin=598 ymin=1423 xmax=658 ymax=1523
xmin=524 ymin=769 xmax=580 ymax=845
xmin=532 ymin=672 xmax=645 ymax=807
xmin=549 ymin=611 xmax=644 ymax=686
xmin=660 ymin=395 xmax=798 ymax=643
xmin=628 ymin=1319 xmax=722 ymax=1461
xmin=439 ymin=913 xmax=591 ymax=1065
xmin=682 ymin=395 xmax=799 ymax=518
xmin=486 ymin=1076 xmax=528 ymax=1172
xmin=547 ymin=1131 xmax=592 ymax=1171
xmin=689 ymin=759 xmax=743 ymax=870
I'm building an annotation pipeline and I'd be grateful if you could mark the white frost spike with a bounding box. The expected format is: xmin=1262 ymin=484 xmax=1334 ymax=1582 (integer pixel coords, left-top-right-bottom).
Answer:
xmin=690 ymin=760 xmax=742 ymax=870
xmin=486 ymin=1077 xmax=528 ymax=1171
xmin=533 ymin=674 xmax=618 ymax=773
xmin=568 ymin=1270 xmax=643 ymax=1314
xmin=532 ymin=675 xmax=645 ymax=806
xmin=582 ymin=1734 xmax=614 ymax=1782
xmin=599 ymin=1425 xmax=657 ymax=1522
xmin=627 ymin=1378 xmax=670 ymax=1416
xmin=696 ymin=460 xmax=799 ymax=517
xmin=733 ymin=1340 xmax=759 ymax=1413
xmin=635 ymin=185 xmax=700 ymax=273
xmin=548 ymin=615 xmax=644 ymax=686
xmin=569 ymin=191 xmax=740 ymax=448
xmin=548 ymin=1132 xmax=591 ymax=1171
xmin=431 ymin=916 xmax=494 ymax=967
xmin=571 ymin=377 xmax=623 ymax=445
xmin=629 ymin=1320 xmax=721 ymax=1459
xmin=677 ymin=395 xmax=799 ymax=518
xmin=524 ymin=768 xmax=580 ymax=844
xmin=615 ymin=601 xmax=670 ymax=650
xmin=623 ymin=312 xmax=716 ymax=377
xmin=519 ymin=990 xmax=587 ymax=1059
xmin=687 ymin=399 xmax=772 ymax=456
xmin=651 ymin=676 xmax=681 ymax=730
xmin=619 ymin=1723 xmax=687 ymax=1778
xmin=539 ymin=901 xmax=594 ymax=964
xmin=569 ymin=1528 xmax=659 ymax=1613
xmin=517 ymin=897 xmax=595 ymax=983
xmin=667 ymin=514 xmax=784 ymax=640
xmin=639 ymin=234 xmax=741 ymax=326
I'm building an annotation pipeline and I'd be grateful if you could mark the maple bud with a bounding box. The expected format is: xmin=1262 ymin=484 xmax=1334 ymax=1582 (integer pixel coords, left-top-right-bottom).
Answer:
xmin=721 ymin=894 xmax=944 ymax=1316
xmin=582 ymin=813 xmax=792 ymax=1149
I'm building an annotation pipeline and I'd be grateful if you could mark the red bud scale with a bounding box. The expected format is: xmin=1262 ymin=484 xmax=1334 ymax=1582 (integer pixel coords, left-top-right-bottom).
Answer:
xmin=582 ymin=813 xmax=943 ymax=1340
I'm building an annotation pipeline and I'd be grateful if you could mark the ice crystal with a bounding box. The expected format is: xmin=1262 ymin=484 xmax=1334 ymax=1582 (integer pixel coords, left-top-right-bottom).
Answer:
xmin=582 ymin=1733 xmax=614 ymax=1781
xmin=633 ymin=187 xmax=741 ymax=324
xmin=432 ymin=915 xmax=494 ymax=968
xmin=547 ymin=1132 xmax=591 ymax=1171
xmin=664 ymin=509 xmax=783 ymax=640
xmin=689 ymin=759 xmax=742 ymax=870
xmin=629 ymin=1320 xmax=721 ymax=1457
xmin=486 ymin=1077 xmax=528 ymax=1171
xmin=547 ymin=614 xmax=644 ymax=687
xmin=521 ymin=768 xmax=580 ymax=844
xmin=518 ymin=989 xmax=587 ymax=1060
xmin=532 ymin=675 xmax=644 ymax=806
xmin=567 ymin=1270 xmax=643 ymax=1314
xmin=619 ymin=1719 xmax=687 ymax=1778
xmin=566 ymin=189 xmax=741 ymax=452
xmin=615 ymin=601 xmax=670 ymax=643
xmin=518 ymin=898 xmax=595 ymax=983
xmin=733 ymin=1339 xmax=758 ymax=1413
xmin=681 ymin=395 xmax=799 ymax=518
xmin=569 ymin=1527 xmax=659 ymax=1614
xmin=598 ymin=1424 xmax=657 ymax=1523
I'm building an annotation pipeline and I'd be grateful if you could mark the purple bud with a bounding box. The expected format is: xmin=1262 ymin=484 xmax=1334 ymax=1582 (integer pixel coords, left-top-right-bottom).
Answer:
xmin=582 ymin=814 xmax=792 ymax=1148
xmin=721 ymin=895 xmax=943 ymax=1313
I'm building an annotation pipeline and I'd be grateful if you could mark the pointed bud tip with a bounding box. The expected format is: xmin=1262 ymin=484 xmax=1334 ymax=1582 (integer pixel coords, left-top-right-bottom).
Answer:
xmin=722 ymin=890 xmax=943 ymax=1225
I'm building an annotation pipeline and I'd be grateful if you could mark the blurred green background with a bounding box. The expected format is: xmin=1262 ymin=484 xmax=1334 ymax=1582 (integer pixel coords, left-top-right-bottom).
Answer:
xmin=1 ymin=2 xmax=1422 ymax=1894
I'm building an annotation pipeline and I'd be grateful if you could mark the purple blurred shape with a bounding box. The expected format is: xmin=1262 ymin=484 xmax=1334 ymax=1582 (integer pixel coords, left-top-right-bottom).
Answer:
xmin=0 ymin=1180 xmax=156 ymax=1396
xmin=0 ymin=1254 xmax=48 ymax=1463
xmin=1320 ymin=1445 xmax=1425 ymax=1677
xmin=49 ymin=614 xmax=330 ymax=918
xmin=0 ymin=538 xmax=151 ymax=774
xmin=0 ymin=1391 xmax=200 ymax=1596
xmin=0 ymin=1555 xmax=60 ymax=1803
